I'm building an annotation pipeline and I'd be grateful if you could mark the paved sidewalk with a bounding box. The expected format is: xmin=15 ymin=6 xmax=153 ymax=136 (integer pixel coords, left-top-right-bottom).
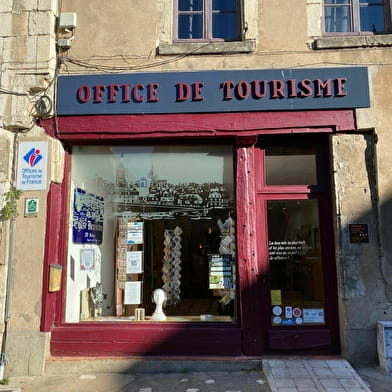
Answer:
xmin=1 ymin=358 xmax=392 ymax=392
xmin=356 ymin=367 xmax=392 ymax=392
xmin=262 ymin=359 xmax=372 ymax=392
xmin=3 ymin=370 xmax=270 ymax=392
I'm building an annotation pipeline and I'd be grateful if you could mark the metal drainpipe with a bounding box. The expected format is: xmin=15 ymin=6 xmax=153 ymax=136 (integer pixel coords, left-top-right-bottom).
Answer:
xmin=0 ymin=132 xmax=19 ymax=377
xmin=0 ymin=217 xmax=15 ymax=378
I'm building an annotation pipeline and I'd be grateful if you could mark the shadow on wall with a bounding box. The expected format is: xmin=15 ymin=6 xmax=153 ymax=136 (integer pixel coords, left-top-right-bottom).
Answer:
xmin=335 ymin=132 xmax=392 ymax=366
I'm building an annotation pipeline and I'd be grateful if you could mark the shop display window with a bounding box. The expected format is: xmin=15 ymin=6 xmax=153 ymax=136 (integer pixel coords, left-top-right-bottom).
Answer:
xmin=65 ymin=145 xmax=236 ymax=323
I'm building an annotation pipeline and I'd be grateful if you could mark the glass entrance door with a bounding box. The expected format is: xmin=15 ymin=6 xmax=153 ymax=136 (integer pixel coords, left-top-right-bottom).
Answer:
xmin=267 ymin=198 xmax=324 ymax=327
xmin=256 ymin=136 xmax=340 ymax=353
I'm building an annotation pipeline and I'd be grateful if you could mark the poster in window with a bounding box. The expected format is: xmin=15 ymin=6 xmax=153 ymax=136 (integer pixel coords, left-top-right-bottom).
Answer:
xmin=124 ymin=281 xmax=142 ymax=304
xmin=126 ymin=251 xmax=143 ymax=274
xmin=80 ymin=248 xmax=95 ymax=271
xmin=127 ymin=222 xmax=144 ymax=244
xmin=208 ymin=254 xmax=233 ymax=289
xmin=72 ymin=188 xmax=104 ymax=244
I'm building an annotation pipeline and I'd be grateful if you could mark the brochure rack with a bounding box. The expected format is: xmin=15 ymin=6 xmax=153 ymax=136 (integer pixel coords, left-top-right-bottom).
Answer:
xmin=115 ymin=216 xmax=144 ymax=317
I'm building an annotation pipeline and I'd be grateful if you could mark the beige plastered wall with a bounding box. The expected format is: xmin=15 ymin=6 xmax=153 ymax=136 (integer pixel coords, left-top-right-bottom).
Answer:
xmin=1 ymin=0 xmax=392 ymax=376
xmin=0 ymin=0 xmax=63 ymax=376
xmin=332 ymin=65 xmax=392 ymax=365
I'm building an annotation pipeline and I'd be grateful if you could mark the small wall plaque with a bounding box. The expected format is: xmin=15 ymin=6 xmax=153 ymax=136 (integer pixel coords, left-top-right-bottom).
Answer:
xmin=24 ymin=197 xmax=39 ymax=217
xmin=349 ymin=224 xmax=369 ymax=243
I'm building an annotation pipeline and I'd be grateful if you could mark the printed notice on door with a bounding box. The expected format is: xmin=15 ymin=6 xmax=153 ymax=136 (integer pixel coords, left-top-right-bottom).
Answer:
xmin=268 ymin=240 xmax=309 ymax=262
xmin=303 ymin=308 xmax=324 ymax=324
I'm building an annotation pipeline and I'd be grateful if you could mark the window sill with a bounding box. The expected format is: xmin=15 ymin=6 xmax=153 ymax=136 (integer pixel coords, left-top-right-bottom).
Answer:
xmin=158 ymin=40 xmax=256 ymax=55
xmin=313 ymin=34 xmax=392 ymax=49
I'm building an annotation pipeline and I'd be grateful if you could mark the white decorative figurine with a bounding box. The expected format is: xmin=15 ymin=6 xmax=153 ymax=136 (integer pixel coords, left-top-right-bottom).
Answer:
xmin=152 ymin=288 xmax=167 ymax=321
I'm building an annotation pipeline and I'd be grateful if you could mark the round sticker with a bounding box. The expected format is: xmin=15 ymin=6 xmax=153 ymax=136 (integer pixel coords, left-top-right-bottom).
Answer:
xmin=295 ymin=317 xmax=303 ymax=325
xmin=293 ymin=308 xmax=302 ymax=317
xmin=272 ymin=306 xmax=282 ymax=316
xmin=273 ymin=316 xmax=282 ymax=324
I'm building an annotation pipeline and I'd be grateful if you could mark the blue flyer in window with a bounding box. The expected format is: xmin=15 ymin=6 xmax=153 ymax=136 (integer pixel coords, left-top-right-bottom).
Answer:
xmin=127 ymin=222 xmax=144 ymax=244
xmin=72 ymin=188 xmax=104 ymax=244
xmin=208 ymin=254 xmax=233 ymax=289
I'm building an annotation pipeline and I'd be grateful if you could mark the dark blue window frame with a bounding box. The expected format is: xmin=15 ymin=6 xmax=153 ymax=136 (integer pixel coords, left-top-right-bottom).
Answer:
xmin=324 ymin=0 xmax=390 ymax=34
xmin=175 ymin=0 xmax=242 ymax=42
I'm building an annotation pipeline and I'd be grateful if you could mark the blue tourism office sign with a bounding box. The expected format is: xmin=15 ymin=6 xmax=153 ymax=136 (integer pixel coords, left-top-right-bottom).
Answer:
xmin=57 ymin=67 xmax=370 ymax=115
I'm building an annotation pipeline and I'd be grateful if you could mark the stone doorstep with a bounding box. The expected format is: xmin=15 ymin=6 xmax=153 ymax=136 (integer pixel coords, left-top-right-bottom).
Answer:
xmin=262 ymin=358 xmax=372 ymax=392
xmin=44 ymin=356 xmax=264 ymax=375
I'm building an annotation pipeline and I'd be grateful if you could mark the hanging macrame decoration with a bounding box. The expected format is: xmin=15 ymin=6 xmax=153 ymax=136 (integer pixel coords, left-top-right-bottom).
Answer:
xmin=161 ymin=226 xmax=183 ymax=306
xmin=217 ymin=217 xmax=236 ymax=305
xmin=218 ymin=216 xmax=236 ymax=257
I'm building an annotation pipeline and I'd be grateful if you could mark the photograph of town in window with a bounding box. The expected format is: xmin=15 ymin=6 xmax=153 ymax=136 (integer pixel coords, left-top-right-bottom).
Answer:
xmin=66 ymin=145 xmax=236 ymax=323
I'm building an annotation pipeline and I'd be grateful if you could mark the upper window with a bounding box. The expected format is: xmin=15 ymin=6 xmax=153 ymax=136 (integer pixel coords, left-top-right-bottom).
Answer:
xmin=175 ymin=0 xmax=242 ymax=41
xmin=265 ymin=145 xmax=318 ymax=186
xmin=324 ymin=0 xmax=388 ymax=34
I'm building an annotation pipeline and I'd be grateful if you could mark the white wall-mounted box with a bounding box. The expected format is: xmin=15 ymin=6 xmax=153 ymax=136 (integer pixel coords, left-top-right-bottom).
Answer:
xmin=59 ymin=12 xmax=77 ymax=29
xmin=57 ymin=39 xmax=73 ymax=49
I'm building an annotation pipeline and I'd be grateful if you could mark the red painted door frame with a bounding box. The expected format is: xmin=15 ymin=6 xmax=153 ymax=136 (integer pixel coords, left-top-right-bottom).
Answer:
xmin=39 ymin=110 xmax=353 ymax=357
xmin=254 ymin=136 xmax=340 ymax=353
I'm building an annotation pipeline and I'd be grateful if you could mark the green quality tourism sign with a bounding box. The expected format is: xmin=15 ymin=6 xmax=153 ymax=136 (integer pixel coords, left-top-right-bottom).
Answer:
xmin=57 ymin=67 xmax=370 ymax=115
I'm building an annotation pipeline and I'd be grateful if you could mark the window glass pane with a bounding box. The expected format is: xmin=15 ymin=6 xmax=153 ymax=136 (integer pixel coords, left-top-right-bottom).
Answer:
xmin=360 ymin=0 xmax=384 ymax=3
xmin=178 ymin=14 xmax=203 ymax=39
xmin=360 ymin=5 xmax=385 ymax=31
xmin=325 ymin=0 xmax=349 ymax=4
xmin=265 ymin=145 xmax=317 ymax=185
xmin=324 ymin=6 xmax=351 ymax=32
xmin=213 ymin=0 xmax=238 ymax=11
xmin=179 ymin=0 xmax=203 ymax=11
xmin=268 ymin=200 xmax=325 ymax=326
xmin=66 ymin=145 xmax=236 ymax=324
xmin=212 ymin=13 xmax=240 ymax=40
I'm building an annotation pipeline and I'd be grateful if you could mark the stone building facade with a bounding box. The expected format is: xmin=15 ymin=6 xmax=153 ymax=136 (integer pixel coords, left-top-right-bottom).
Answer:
xmin=0 ymin=0 xmax=60 ymax=376
xmin=1 ymin=0 xmax=392 ymax=377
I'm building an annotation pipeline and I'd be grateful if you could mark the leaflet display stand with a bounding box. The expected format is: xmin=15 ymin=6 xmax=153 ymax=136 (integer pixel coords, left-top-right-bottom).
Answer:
xmin=115 ymin=215 xmax=144 ymax=317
